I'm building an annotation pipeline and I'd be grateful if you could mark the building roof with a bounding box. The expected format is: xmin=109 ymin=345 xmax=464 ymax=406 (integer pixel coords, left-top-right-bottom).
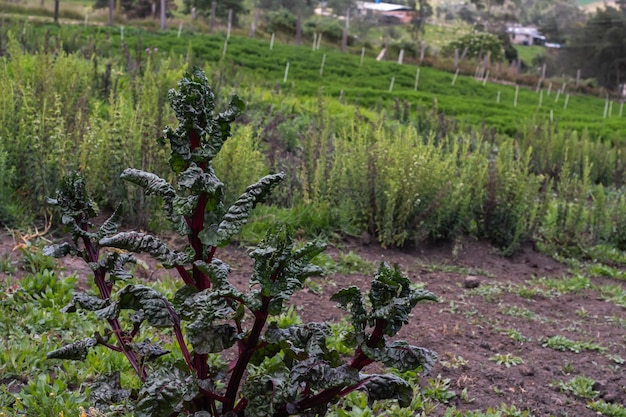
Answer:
xmin=507 ymin=26 xmax=545 ymax=39
xmin=357 ymin=1 xmax=412 ymax=12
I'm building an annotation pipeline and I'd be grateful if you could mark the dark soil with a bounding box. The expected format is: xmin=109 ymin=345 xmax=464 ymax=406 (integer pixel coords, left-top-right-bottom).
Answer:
xmin=2 ymin=232 xmax=625 ymax=416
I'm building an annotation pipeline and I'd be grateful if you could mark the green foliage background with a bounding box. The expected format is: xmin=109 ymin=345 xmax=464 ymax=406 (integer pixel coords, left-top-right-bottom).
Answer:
xmin=1 ymin=21 xmax=626 ymax=257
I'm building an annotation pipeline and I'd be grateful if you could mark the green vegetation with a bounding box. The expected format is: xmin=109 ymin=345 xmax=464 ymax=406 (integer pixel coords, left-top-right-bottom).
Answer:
xmin=541 ymin=335 xmax=606 ymax=353
xmin=41 ymin=68 xmax=439 ymax=416
xmin=488 ymin=353 xmax=523 ymax=367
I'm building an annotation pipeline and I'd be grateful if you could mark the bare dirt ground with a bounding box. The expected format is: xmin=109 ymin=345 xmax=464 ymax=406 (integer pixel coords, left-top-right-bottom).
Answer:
xmin=2 ymin=231 xmax=625 ymax=416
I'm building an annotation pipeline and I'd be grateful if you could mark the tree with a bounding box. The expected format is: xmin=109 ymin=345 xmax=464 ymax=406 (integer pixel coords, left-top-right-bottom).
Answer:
xmin=258 ymin=0 xmax=315 ymax=17
xmin=183 ymin=0 xmax=248 ymax=26
xmin=94 ymin=0 xmax=177 ymax=19
xmin=326 ymin=0 xmax=355 ymax=16
xmin=407 ymin=0 xmax=433 ymax=41
xmin=564 ymin=6 xmax=626 ymax=88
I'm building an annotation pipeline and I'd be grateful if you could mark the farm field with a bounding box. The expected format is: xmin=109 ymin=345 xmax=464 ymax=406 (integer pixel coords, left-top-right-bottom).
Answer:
xmin=1 ymin=18 xmax=626 ymax=417
xmin=11 ymin=22 xmax=626 ymax=140
xmin=2 ymin=232 xmax=626 ymax=416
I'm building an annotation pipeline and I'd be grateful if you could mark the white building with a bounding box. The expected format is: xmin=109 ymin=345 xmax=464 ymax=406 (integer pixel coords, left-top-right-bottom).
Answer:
xmin=507 ymin=26 xmax=546 ymax=46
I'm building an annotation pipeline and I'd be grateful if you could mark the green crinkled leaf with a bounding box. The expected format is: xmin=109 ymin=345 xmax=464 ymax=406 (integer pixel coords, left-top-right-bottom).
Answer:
xmin=215 ymin=173 xmax=285 ymax=247
xmin=291 ymin=359 xmax=360 ymax=390
xmin=330 ymin=286 xmax=368 ymax=331
xmin=178 ymin=164 xmax=224 ymax=195
xmin=132 ymin=340 xmax=170 ymax=362
xmin=120 ymin=169 xmax=176 ymax=200
xmin=117 ymin=285 xmax=173 ymax=328
xmin=96 ymin=205 xmax=122 ymax=240
xmin=249 ymin=230 xmax=326 ymax=315
xmin=187 ymin=322 xmax=238 ymax=354
xmin=135 ymin=367 xmax=197 ymax=417
xmin=360 ymin=373 xmax=414 ymax=408
xmin=99 ymin=232 xmax=189 ymax=268
xmin=61 ymin=292 xmax=107 ymax=313
xmin=97 ymin=251 xmax=136 ymax=282
xmin=43 ymin=242 xmax=75 ymax=258
xmin=173 ymin=195 xmax=200 ymax=217
xmin=90 ymin=372 xmax=132 ymax=409
xmin=95 ymin=302 xmax=119 ymax=320
xmin=47 ymin=337 xmax=98 ymax=361
xmin=241 ymin=360 xmax=291 ymax=417
xmin=264 ymin=322 xmax=331 ymax=358
xmin=48 ymin=172 xmax=97 ymax=223
xmin=362 ymin=341 xmax=438 ymax=374
xmin=369 ymin=263 xmax=437 ymax=336
xmin=163 ymin=68 xmax=214 ymax=169
xmin=172 ymin=284 xmax=199 ymax=320
xmin=194 ymin=259 xmax=257 ymax=311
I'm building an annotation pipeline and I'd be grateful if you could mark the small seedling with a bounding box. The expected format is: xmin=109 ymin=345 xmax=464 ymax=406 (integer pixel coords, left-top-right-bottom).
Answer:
xmin=423 ymin=375 xmax=456 ymax=404
xmin=588 ymin=400 xmax=626 ymax=417
xmin=556 ymin=375 xmax=599 ymax=399
xmin=561 ymin=360 xmax=575 ymax=375
xmin=440 ymin=353 xmax=468 ymax=369
xmin=500 ymin=328 xmax=531 ymax=343
xmin=489 ymin=353 xmax=523 ymax=368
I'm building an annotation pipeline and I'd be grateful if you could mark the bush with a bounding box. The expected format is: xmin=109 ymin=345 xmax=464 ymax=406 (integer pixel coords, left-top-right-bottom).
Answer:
xmin=266 ymin=8 xmax=297 ymax=34
xmin=442 ymin=32 xmax=505 ymax=62
xmin=303 ymin=17 xmax=345 ymax=43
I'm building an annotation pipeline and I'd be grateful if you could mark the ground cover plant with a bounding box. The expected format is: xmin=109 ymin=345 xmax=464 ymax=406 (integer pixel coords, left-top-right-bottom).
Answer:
xmin=37 ymin=68 xmax=438 ymax=416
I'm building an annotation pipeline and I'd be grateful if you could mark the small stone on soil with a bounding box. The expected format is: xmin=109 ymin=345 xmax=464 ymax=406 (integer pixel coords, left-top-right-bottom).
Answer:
xmin=464 ymin=275 xmax=481 ymax=289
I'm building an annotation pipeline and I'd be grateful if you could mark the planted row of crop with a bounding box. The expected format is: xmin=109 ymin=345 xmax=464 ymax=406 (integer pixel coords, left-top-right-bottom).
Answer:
xmin=8 ymin=20 xmax=625 ymax=140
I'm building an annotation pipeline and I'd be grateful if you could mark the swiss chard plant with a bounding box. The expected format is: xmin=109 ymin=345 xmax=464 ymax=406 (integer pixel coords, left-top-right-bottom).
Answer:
xmin=44 ymin=68 xmax=438 ymax=417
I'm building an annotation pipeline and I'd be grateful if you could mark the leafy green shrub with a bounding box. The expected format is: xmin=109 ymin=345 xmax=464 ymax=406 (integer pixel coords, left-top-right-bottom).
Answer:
xmin=303 ymin=17 xmax=345 ymax=42
xmin=44 ymin=68 xmax=438 ymax=416
xmin=266 ymin=8 xmax=298 ymax=34
xmin=442 ymin=32 xmax=505 ymax=62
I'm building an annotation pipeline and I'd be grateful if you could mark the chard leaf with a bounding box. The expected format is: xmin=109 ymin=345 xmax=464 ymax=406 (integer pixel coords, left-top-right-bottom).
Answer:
xmin=330 ymin=286 xmax=367 ymax=331
xmin=178 ymin=164 xmax=224 ymax=194
xmin=173 ymin=195 xmax=200 ymax=217
xmin=120 ymin=169 xmax=176 ymax=200
xmin=362 ymin=341 xmax=438 ymax=374
xmin=264 ymin=322 xmax=331 ymax=358
xmin=47 ymin=337 xmax=98 ymax=361
xmin=90 ymin=372 xmax=132 ymax=409
xmin=43 ymin=242 xmax=75 ymax=258
xmin=291 ymin=359 xmax=360 ymax=390
xmin=172 ymin=284 xmax=199 ymax=320
xmin=117 ymin=285 xmax=173 ymax=328
xmin=249 ymin=229 xmax=326 ymax=315
xmin=135 ymin=367 xmax=197 ymax=417
xmin=187 ymin=322 xmax=238 ymax=354
xmin=47 ymin=172 xmax=97 ymax=223
xmin=360 ymin=373 xmax=414 ymax=408
xmin=163 ymin=68 xmax=215 ymax=169
xmin=97 ymin=251 xmax=136 ymax=282
xmin=241 ymin=360 xmax=291 ymax=417
xmin=61 ymin=292 xmax=107 ymax=313
xmin=214 ymin=173 xmax=285 ymax=247
xmin=99 ymin=232 xmax=189 ymax=268
xmin=369 ymin=263 xmax=437 ymax=336
xmin=95 ymin=302 xmax=119 ymax=320
xmin=96 ymin=205 xmax=122 ymax=240
xmin=132 ymin=340 xmax=170 ymax=362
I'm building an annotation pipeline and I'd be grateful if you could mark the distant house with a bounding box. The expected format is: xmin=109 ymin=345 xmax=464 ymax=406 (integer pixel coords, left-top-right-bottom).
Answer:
xmin=356 ymin=1 xmax=414 ymax=24
xmin=507 ymin=26 xmax=546 ymax=46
